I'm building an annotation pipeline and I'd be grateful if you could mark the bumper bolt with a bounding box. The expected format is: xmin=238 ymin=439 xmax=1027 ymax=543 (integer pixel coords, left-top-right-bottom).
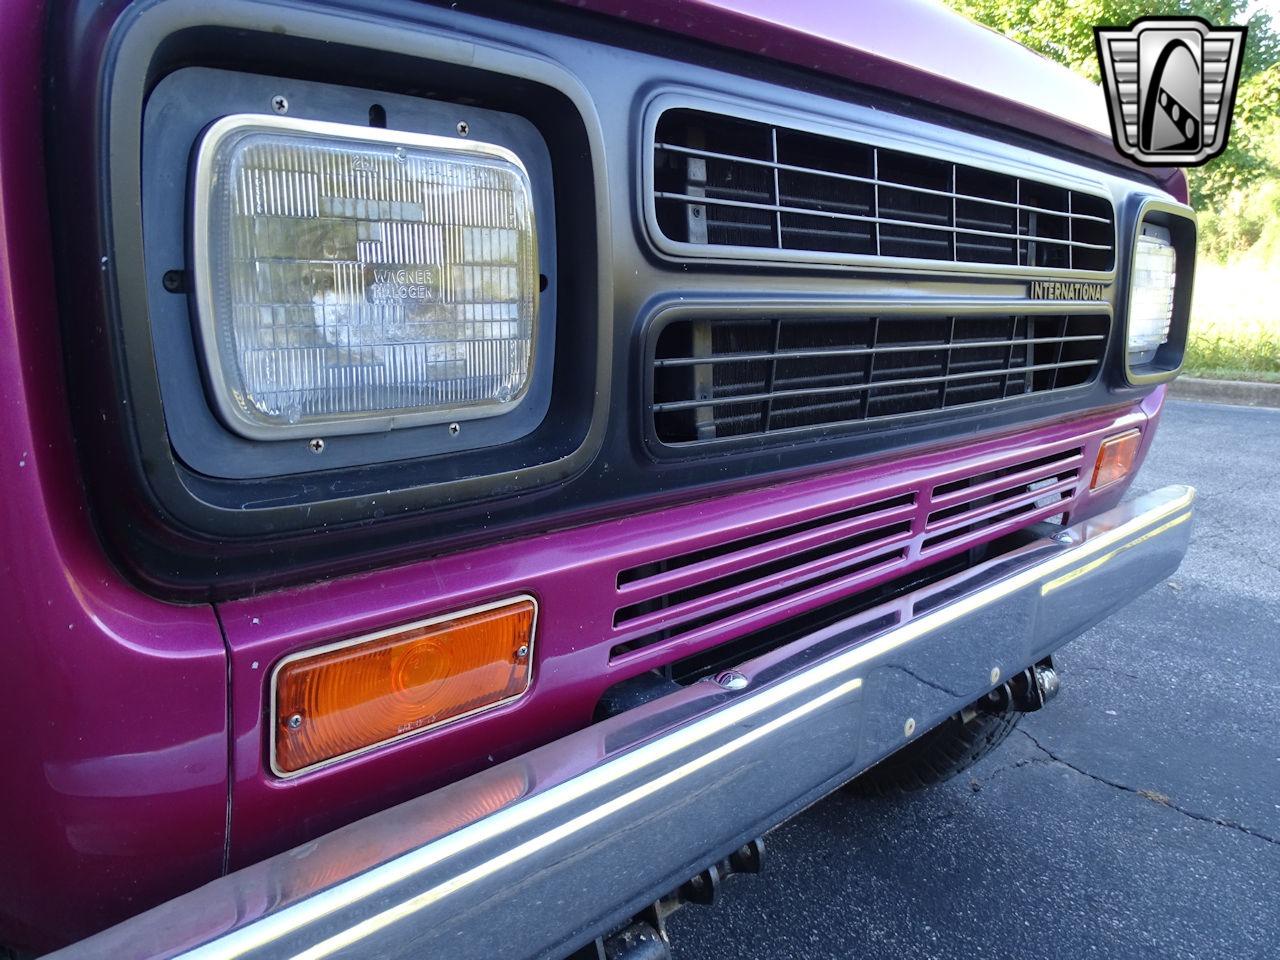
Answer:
xmin=714 ymin=671 xmax=748 ymax=691
xmin=991 ymin=666 xmax=1001 ymax=684
xmin=904 ymin=717 xmax=916 ymax=737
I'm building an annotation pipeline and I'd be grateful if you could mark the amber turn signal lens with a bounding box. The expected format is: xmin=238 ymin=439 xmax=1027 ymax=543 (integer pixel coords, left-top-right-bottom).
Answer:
xmin=1091 ymin=430 xmax=1142 ymax=491
xmin=273 ymin=597 xmax=536 ymax=775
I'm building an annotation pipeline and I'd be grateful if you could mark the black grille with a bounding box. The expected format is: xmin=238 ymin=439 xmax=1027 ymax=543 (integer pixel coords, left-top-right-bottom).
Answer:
xmin=651 ymin=313 xmax=1110 ymax=444
xmin=652 ymin=109 xmax=1116 ymax=271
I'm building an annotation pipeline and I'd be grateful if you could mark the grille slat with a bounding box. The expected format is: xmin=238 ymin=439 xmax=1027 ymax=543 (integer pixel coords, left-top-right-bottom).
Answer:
xmin=652 ymin=313 xmax=1109 ymax=444
xmin=609 ymin=444 xmax=1085 ymax=663
xmin=654 ymin=111 xmax=1116 ymax=270
xmin=616 ymin=498 xmax=918 ymax=603
xmin=924 ymin=474 xmax=1077 ymax=537
xmin=655 ymin=358 xmax=1099 ymax=413
xmin=656 ymin=141 xmax=1115 ymax=226
xmin=929 ymin=451 xmax=1084 ymax=511
xmin=613 ymin=529 xmax=913 ymax=633
xmin=649 ymin=334 xmax=1110 ymax=368
xmin=654 ymin=191 xmax=1114 ymax=252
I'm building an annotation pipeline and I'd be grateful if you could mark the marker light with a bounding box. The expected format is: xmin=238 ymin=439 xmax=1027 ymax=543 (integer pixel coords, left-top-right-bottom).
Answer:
xmin=273 ymin=596 xmax=536 ymax=775
xmin=1091 ymin=430 xmax=1141 ymax=491
xmin=1128 ymin=223 xmax=1176 ymax=366
xmin=193 ymin=114 xmax=538 ymax=440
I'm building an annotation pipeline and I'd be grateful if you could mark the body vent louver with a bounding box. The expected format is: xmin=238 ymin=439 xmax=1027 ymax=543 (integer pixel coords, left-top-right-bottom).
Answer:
xmin=652 ymin=109 xmax=1116 ymax=271
xmin=652 ymin=313 xmax=1110 ymax=444
xmin=609 ymin=445 xmax=1083 ymax=662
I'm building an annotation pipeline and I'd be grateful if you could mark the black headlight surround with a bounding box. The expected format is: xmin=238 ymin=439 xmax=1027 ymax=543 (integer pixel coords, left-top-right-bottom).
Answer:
xmin=49 ymin=1 xmax=610 ymax=595
xmin=144 ymin=67 xmax=559 ymax=480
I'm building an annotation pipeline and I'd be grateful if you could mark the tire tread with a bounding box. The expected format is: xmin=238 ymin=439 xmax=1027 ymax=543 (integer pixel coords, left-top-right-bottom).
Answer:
xmin=850 ymin=709 xmax=1021 ymax=796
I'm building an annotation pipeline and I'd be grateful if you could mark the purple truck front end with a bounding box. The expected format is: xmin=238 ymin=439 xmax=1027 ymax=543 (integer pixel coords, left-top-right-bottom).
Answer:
xmin=0 ymin=0 xmax=1196 ymax=956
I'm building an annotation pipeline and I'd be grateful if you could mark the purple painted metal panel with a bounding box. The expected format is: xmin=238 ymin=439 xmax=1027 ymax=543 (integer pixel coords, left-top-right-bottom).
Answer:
xmin=562 ymin=0 xmax=1189 ymax=203
xmin=0 ymin=0 xmax=229 ymax=952
xmin=220 ymin=395 xmax=1163 ymax=870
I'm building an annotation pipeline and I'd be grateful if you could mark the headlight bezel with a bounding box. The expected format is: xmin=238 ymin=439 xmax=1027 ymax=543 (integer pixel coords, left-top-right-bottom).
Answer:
xmin=1123 ymin=196 xmax=1197 ymax=386
xmin=191 ymin=113 xmax=542 ymax=442
xmin=142 ymin=66 xmax=565 ymax=483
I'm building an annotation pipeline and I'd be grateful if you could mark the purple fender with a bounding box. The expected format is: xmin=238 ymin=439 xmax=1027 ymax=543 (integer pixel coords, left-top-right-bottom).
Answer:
xmin=0 ymin=0 xmax=228 ymax=951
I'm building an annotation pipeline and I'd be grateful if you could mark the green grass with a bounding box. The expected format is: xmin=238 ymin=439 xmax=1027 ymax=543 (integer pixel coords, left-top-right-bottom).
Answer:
xmin=1184 ymin=260 xmax=1280 ymax=381
xmin=1179 ymin=367 xmax=1280 ymax=384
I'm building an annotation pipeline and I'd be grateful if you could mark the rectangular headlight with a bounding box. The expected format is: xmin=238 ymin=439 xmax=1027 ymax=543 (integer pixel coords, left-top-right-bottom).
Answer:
xmin=193 ymin=115 xmax=538 ymax=440
xmin=1127 ymin=223 xmax=1176 ymax=366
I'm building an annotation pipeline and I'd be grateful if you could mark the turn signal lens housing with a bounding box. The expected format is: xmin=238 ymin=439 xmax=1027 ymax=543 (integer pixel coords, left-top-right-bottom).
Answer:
xmin=273 ymin=596 xmax=536 ymax=776
xmin=1091 ymin=430 xmax=1141 ymax=491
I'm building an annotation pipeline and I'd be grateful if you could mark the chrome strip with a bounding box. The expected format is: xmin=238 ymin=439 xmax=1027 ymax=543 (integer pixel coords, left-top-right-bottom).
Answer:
xmin=201 ymin=486 xmax=1194 ymax=955
xmin=293 ymin=675 xmax=867 ymax=960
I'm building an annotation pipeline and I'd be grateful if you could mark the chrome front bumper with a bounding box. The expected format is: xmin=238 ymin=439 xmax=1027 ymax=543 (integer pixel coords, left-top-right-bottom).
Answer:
xmin=52 ymin=485 xmax=1195 ymax=960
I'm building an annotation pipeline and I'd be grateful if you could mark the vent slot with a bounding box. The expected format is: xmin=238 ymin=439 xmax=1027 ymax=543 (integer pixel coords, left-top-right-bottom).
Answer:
xmin=609 ymin=548 xmax=907 ymax=660
xmin=653 ymin=109 xmax=1116 ymax=271
xmin=608 ymin=441 xmax=1088 ymax=665
xmin=616 ymin=492 xmax=915 ymax=588
xmin=653 ymin=314 xmax=1110 ymax=444
xmin=921 ymin=447 xmax=1083 ymax=552
xmin=610 ymin=491 xmax=918 ymax=660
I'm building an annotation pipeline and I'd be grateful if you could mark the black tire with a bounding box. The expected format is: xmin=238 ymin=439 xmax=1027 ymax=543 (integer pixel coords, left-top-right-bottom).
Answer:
xmin=850 ymin=708 xmax=1021 ymax=797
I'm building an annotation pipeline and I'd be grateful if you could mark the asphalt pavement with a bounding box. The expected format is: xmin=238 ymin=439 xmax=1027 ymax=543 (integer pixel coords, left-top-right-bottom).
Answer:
xmin=669 ymin=399 xmax=1280 ymax=960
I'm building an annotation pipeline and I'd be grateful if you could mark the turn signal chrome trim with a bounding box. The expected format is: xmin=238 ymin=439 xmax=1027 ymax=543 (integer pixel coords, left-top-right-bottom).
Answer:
xmin=271 ymin=596 xmax=537 ymax=777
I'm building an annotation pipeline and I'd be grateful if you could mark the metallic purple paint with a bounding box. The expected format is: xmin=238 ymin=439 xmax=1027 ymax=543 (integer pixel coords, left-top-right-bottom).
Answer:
xmin=0 ymin=0 xmax=228 ymax=952
xmin=220 ymin=397 xmax=1165 ymax=871
xmin=564 ymin=0 xmax=1189 ymax=204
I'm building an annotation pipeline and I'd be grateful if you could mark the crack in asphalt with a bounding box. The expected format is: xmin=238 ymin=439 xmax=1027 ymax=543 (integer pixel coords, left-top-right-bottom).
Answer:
xmin=970 ymin=755 xmax=1053 ymax=786
xmin=1018 ymin=729 xmax=1280 ymax=849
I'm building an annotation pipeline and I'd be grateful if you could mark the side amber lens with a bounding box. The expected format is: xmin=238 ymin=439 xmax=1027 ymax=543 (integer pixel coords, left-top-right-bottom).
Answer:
xmin=274 ymin=597 xmax=536 ymax=775
xmin=1091 ymin=430 xmax=1142 ymax=491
